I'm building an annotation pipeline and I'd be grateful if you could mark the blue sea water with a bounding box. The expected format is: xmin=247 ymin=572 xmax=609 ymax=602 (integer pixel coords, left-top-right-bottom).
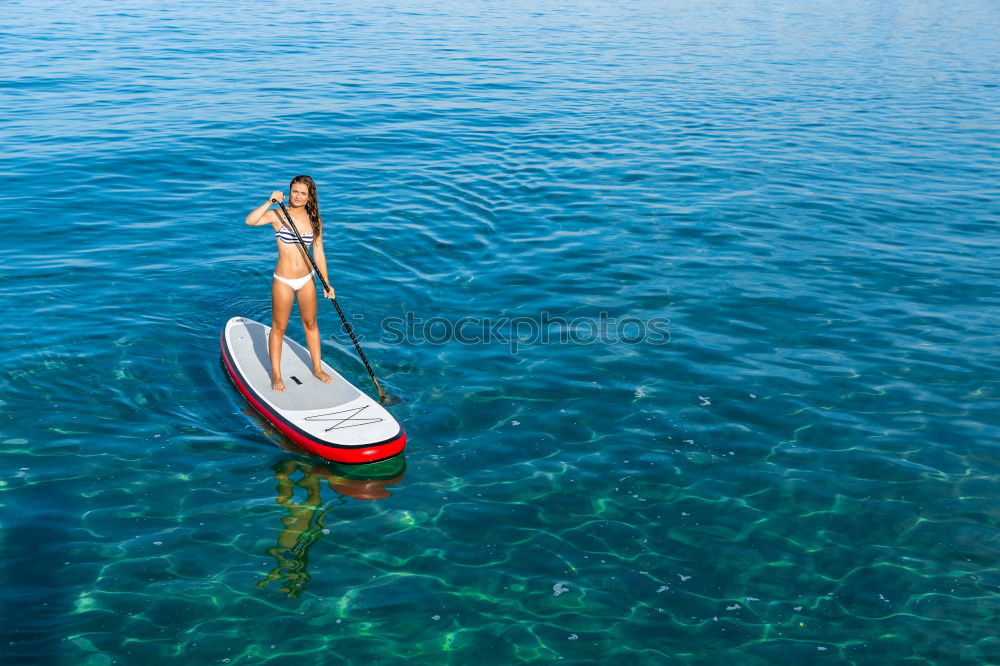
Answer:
xmin=1 ymin=0 xmax=998 ymax=663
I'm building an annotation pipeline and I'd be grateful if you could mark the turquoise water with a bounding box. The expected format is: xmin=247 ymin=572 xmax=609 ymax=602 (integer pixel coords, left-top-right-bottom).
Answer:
xmin=2 ymin=0 xmax=998 ymax=663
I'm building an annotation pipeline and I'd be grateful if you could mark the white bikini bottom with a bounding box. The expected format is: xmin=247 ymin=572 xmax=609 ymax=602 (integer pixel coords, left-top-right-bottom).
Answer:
xmin=273 ymin=271 xmax=314 ymax=291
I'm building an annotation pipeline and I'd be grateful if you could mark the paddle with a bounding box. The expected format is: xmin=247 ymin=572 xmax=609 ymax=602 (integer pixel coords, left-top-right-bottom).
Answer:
xmin=271 ymin=198 xmax=399 ymax=405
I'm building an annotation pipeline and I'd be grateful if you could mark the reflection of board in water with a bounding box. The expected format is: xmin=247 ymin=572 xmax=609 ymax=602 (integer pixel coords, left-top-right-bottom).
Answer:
xmin=256 ymin=457 xmax=406 ymax=597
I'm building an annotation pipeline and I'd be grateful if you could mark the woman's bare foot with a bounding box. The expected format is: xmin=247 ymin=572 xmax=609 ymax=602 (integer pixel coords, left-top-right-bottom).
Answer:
xmin=272 ymin=376 xmax=286 ymax=391
xmin=313 ymin=369 xmax=334 ymax=383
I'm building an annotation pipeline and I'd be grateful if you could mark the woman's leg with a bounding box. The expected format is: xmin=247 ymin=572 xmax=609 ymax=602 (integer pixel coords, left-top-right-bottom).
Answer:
xmin=296 ymin=281 xmax=334 ymax=383
xmin=270 ymin=278 xmax=296 ymax=391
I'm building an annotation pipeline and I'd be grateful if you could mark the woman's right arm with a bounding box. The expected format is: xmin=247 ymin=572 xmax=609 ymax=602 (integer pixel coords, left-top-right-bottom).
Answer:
xmin=245 ymin=191 xmax=284 ymax=225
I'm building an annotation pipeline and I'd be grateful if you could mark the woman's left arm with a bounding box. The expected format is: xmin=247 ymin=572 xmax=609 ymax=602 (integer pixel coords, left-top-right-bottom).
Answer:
xmin=312 ymin=233 xmax=335 ymax=299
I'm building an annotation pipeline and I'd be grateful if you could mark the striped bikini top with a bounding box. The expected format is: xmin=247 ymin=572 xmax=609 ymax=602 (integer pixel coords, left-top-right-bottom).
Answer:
xmin=275 ymin=226 xmax=314 ymax=247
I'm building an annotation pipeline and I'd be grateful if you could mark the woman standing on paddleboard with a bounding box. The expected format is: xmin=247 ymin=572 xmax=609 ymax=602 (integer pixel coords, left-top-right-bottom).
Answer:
xmin=245 ymin=175 xmax=335 ymax=392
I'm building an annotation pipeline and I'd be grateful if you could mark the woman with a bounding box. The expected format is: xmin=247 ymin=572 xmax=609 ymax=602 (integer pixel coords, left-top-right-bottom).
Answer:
xmin=245 ymin=175 xmax=335 ymax=392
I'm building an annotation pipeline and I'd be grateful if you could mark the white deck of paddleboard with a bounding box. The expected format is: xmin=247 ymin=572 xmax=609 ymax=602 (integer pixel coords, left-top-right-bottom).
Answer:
xmin=224 ymin=317 xmax=400 ymax=447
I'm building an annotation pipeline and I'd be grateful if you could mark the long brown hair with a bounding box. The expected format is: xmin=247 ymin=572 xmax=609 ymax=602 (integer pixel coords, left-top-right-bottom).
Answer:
xmin=290 ymin=174 xmax=322 ymax=237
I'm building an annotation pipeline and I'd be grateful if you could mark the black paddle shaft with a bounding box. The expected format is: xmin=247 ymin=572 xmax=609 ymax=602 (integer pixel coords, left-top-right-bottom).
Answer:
xmin=271 ymin=198 xmax=388 ymax=403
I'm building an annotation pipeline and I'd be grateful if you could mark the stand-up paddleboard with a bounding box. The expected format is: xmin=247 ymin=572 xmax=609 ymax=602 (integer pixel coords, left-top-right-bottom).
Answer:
xmin=221 ymin=317 xmax=405 ymax=464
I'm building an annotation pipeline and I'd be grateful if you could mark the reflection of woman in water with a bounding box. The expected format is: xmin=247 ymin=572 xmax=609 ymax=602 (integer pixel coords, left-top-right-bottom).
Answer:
xmin=256 ymin=458 xmax=406 ymax=597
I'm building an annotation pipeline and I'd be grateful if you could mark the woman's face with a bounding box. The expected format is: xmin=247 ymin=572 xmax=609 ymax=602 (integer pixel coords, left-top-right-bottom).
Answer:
xmin=290 ymin=182 xmax=310 ymax=207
